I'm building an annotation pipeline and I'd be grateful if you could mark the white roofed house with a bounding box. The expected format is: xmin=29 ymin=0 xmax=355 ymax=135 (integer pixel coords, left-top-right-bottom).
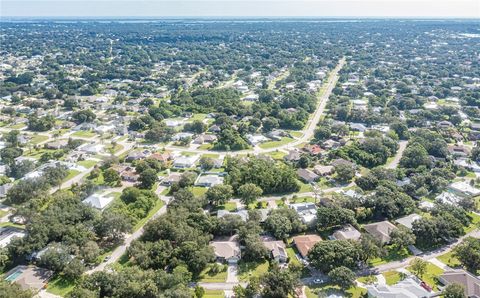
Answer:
xmin=395 ymin=213 xmax=422 ymax=230
xmin=195 ymin=175 xmax=224 ymax=187
xmin=82 ymin=193 xmax=114 ymax=211
xmin=80 ymin=143 xmax=104 ymax=155
xmin=331 ymin=224 xmax=361 ymax=241
xmin=173 ymin=155 xmax=199 ymax=169
xmin=448 ymin=181 xmax=480 ymax=198
xmin=289 ymin=202 xmax=317 ymax=225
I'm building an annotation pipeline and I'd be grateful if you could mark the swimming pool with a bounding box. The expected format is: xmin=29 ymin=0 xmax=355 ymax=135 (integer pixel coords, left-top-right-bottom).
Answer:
xmin=5 ymin=269 xmax=22 ymax=282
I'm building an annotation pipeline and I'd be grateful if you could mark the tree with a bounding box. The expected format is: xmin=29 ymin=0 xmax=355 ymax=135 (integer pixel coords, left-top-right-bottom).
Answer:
xmin=4 ymin=130 xmax=20 ymax=147
xmin=194 ymin=286 xmax=205 ymax=298
xmin=409 ymin=258 xmax=427 ymax=278
xmin=95 ymin=210 xmax=132 ymax=244
xmin=308 ymin=240 xmax=363 ymax=273
xmin=443 ymin=283 xmax=466 ymax=298
xmin=400 ymin=143 xmax=432 ymax=169
xmin=260 ymin=265 xmax=299 ymax=298
xmin=314 ymin=126 xmax=332 ymax=141
xmin=63 ymin=258 xmax=86 ymax=280
xmin=139 ymin=168 xmax=157 ymax=189
xmin=206 ymin=184 xmax=233 ymax=206
xmin=71 ymin=110 xmax=96 ymax=123
xmin=103 ymin=168 xmax=121 ymax=186
xmin=0 ymin=280 xmax=32 ymax=298
xmin=390 ymin=226 xmax=416 ymax=249
xmin=238 ymin=183 xmax=263 ymax=206
xmin=328 ymin=266 xmax=356 ymax=289
xmin=199 ymin=157 xmax=215 ymax=171
xmin=28 ymin=115 xmax=55 ymax=131
xmin=316 ymin=206 xmax=356 ymax=231
xmin=334 ymin=163 xmax=355 ymax=184
xmin=8 ymin=159 xmax=36 ymax=179
xmin=264 ymin=208 xmax=305 ymax=239
xmin=453 ymin=237 xmax=480 ymax=273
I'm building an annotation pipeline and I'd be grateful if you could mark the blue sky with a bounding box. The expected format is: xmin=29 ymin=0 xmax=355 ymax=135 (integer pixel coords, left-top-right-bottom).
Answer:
xmin=1 ymin=0 xmax=479 ymax=17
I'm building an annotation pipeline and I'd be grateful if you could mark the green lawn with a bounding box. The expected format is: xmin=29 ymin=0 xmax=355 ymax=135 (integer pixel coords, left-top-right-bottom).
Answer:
xmin=30 ymin=134 xmax=49 ymax=145
xmin=286 ymin=247 xmax=301 ymax=266
xmin=266 ymin=151 xmax=287 ymax=160
xmin=9 ymin=123 xmax=26 ymax=129
xmin=289 ymin=196 xmax=316 ymax=204
xmin=437 ymin=251 xmax=461 ymax=268
xmin=62 ymin=170 xmax=81 ymax=182
xmin=202 ymin=153 xmax=220 ymax=159
xmin=258 ymin=137 xmax=294 ymax=149
xmin=132 ymin=199 xmax=164 ymax=231
xmin=0 ymin=222 xmax=24 ymax=229
xmin=0 ymin=210 xmax=7 ymax=218
xmin=407 ymin=263 xmax=444 ymax=290
xmin=465 ymin=212 xmax=480 ymax=233
xmin=198 ymin=264 xmax=228 ymax=283
xmin=218 ymin=202 xmax=238 ymax=212
xmin=198 ymin=144 xmax=213 ymax=150
xmin=369 ymin=246 xmax=412 ymax=266
xmin=77 ymin=159 xmax=98 ymax=168
xmin=383 ymin=271 xmax=403 ymax=285
xmin=72 ymin=130 xmax=96 ymax=138
xmin=191 ymin=113 xmax=208 ymax=121
xmin=204 ymin=290 xmax=225 ymax=298
xmin=305 ymin=284 xmax=367 ymax=298
xmin=357 ymin=275 xmax=377 ymax=285
xmin=289 ymin=131 xmax=303 ymax=138
xmin=298 ymin=181 xmax=313 ymax=193
xmin=191 ymin=186 xmax=208 ymax=197
xmin=46 ymin=275 xmax=75 ymax=296
xmin=238 ymin=261 xmax=269 ymax=281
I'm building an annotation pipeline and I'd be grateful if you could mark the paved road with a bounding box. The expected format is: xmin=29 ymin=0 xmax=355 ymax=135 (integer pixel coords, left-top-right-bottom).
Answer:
xmin=386 ymin=140 xmax=408 ymax=169
xmin=165 ymin=57 xmax=346 ymax=156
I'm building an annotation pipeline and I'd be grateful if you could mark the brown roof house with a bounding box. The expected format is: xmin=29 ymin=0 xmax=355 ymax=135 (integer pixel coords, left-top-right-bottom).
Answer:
xmin=292 ymin=234 xmax=322 ymax=259
xmin=210 ymin=237 xmax=241 ymax=264
xmin=439 ymin=269 xmax=480 ymax=298
xmin=297 ymin=168 xmax=320 ymax=183
xmin=4 ymin=265 xmax=52 ymax=292
xmin=363 ymin=221 xmax=397 ymax=244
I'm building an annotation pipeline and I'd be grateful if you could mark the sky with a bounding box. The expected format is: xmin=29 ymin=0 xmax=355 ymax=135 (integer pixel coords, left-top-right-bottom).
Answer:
xmin=1 ymin=0 xmax=479 ymax=18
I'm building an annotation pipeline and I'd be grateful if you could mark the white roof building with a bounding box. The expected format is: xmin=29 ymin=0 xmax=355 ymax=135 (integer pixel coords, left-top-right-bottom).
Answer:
xmin=289 ymin=202 xmax=317 ymax=225
xmin=448 ymin=181 xmax=480 ymax=198
xmin=173 ymin=155 xmax=199 ymax=169
xmin=366 ymin=277 xmax=432 ymax=298
xmin=82 ymin=193 xmax=114 ymax=210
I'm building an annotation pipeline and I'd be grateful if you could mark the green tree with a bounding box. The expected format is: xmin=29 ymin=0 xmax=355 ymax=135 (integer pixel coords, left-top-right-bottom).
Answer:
xmin=443 ymin=283 xmax=467 ymax=298
xmin=334 ymin=163 xmax=355 ymax=184
xmin=103 ymin=168 xmax=121 ymax=186
xmin=453 ymin=237 xmax=480 ymax=273
xmin=260 ymin=265 xmax=299 ymax=298
xmin=390 ymin=226 xmax=416 ymax=249
xmin=238 ymin=183 xmax=263 ymax=206
xmin=328 ymin=266 xmax=356 ymax=289
xmin=206 ymin=184 xmax=233 ymax=206
xmin=409 ymin=258 xmax=427 ymax=278
xmin=308 ymin=240 xmax=363 ymax=273
xmin=139 ymin=168 xmax=157 ymax=189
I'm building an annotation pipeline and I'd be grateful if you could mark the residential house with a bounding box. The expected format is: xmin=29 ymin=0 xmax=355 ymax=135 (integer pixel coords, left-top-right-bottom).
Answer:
xmin=436 ymin=191 xmax=462 ymax=206
xmin=246 ymin=134 xmax=268 ymax=146
xmin=210 ymin=238 xmax=241 ymax=264
xmin=148 ymin=152 xmax=172 ymax=164
xmin=173 ymin=155 xmax=199 ymax=169
xmin=0 ymin=183 xmax=13 ymax=198
xmin=195 ymin=175 xmax=224 ymax=187
xmin=395 ymin=214 xmax=422 ymax=230
xmin=193 ymin=134 xmax=218 ymax=144
xmin=80 ymin=143 xmax=104 ymax=155
xmin=303 ymin=144 xmax=322 ymax=156
xmin=262 ymin=237 xmax=288 ymax=263
xmin=161 ymin=173 xmax=182 ymax=186
xmin=437 ymin=121 xmax=454 ymax=129
xmin=0 ymin=227 xmax=26 ymax=248
xmin=45 ymin=139 xmax=69 ymax=150
xmin=313 ymin=165 xmax=334 ymax=176
xmin=284 ymin=150 xmax=301 ymax=162
xmin=292 ymin=234 xmax=322 ymax=259
xmin=297 ymin=169 xmax=320 ymax=183
xmin=448 ymin=181 xmax=480 ymax=198
xmin=290 ymin=202 xmax=317 ymax=225
xmin=439 ymin=269 xmax=480 ymax=298
xmin=366 ymin=277 xmax=432 ymax=298
xmin=126 ymin=150 xmax=151 ymax=162
xmin=82 ymin=193 xmax=115 ymax=211
xmin=363 ymin=221 xmax=398 ymax=244
xmin=448 ymin=145 xmax=471 ymax=158
xmin=331 ymin=224 xmax=362 ymax=241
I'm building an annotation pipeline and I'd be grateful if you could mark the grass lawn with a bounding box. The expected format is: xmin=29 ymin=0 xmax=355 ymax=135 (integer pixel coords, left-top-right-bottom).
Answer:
xmin=437 ymin=251 xmax=461 ymax=268
xmin=465 ymin=212 xmax=480 ymax=233
xmin=204 ymin=290 xmax=225 ymax=298
xmin=266 ymin=150 xmax=287 ymax=160
xmin=198 ymin=144 xmax=213 ymax=150
xmin=289 ymin=131 xmax=303 ymax=138
xmin=9 ymin=123 xmax=26 ymax=129
xmin=218 ymin=202 xmax=238 ymax=212
xmin=77 ymin=159 xmax=98 ymax=168
xmin=0 ymin=210 xmax=7 ymax=218
xmin=191 ymin=186 xmax=208 ymax=197
xmin=258 ymin=137 xmax=294 ymax=149
xmin=198 ymin=264 xmax=228 ymax=283
xmin=62 ymin=169 xmax=81 ymax=182
xmin=407 ymin=263 xmax=444 ymax=290
xmin=305 ymin=284 xmax=367 ymax=298
xmin=191 ymin=113 xmax=208 ymax=121
xmin=238 ymin=261 xmax=269 ymax=281
xmin=286 ymin=247 xmax=301 ymax=266
xmin=30 ymin=134 xmax=49 ymax=145
xmin=72 ymin=130 xmax=96 ymax=138
xmin=133 ymin=199 xmax=164 ymax=231
xmin=298 ymin=181 xmax=313 ymax=193
xmin=46 ymin=275 xmax=75 ymax=296
xmin=0 ymin=222 xmax=24 ymax=229
xmin=357 ymin=275 xmax=377 ymax=285
xmin=369 ymin=246 xmax=412 ymax=266
xmin=383 ymin=271 xmax=403 ymax=285
xmin=289 ymin=196 xmax=316 ymax=204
